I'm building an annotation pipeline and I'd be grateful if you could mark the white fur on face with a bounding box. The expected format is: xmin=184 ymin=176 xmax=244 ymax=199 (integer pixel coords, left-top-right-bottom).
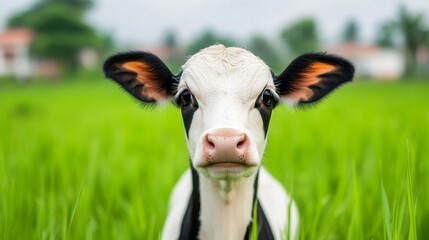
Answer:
xmin=177 ymin=45 xmax=275 ymax=178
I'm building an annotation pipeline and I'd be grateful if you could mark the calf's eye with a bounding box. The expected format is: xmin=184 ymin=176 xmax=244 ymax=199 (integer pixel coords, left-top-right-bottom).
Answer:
xmin=262 ymin=90 xmax=273 ymax=106
xmin=180 ymin=89 xmax=192 ymax=105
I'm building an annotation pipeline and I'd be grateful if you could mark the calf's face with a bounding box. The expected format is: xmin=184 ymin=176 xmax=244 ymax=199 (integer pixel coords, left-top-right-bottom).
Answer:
xmin=178 ymin=47 xmax=278 ymax=180
xmin=103 ymin=45 xmax=354 ymax=180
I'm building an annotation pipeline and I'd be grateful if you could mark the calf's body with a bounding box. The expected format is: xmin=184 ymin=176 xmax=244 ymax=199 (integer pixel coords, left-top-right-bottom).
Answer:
xmin=103 ymin=45 xmax=354 ymax=239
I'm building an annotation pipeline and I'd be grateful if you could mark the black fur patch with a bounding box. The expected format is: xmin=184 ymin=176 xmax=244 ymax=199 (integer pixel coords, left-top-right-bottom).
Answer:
xmin=177 ymin=90 xmax=199 ymax=137
xmin=178 ymin=163 xmax=201 ymax=240
xmin=254 ymin=89 xmax=278 ymax=136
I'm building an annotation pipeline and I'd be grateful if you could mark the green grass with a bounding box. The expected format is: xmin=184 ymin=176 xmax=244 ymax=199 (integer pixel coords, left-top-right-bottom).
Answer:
xmin=0 ymin=77 xmax=428 ymax=239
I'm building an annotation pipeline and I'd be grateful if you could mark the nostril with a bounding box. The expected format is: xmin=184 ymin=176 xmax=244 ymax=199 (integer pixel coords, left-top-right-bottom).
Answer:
xmin=236 ymin=134 xmax=246 ymax=150
xmin=205 ymin=134 xmax=216 ymax=150
xmin=208 ymin=140 xmax=215 ymax=150
xmin=237 ymin=140 xmax=245 ymax=150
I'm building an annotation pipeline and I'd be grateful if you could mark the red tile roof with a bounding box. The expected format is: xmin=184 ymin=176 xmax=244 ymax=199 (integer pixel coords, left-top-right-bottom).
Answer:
xmin=0 ymin=28 xmax=34 ymax=47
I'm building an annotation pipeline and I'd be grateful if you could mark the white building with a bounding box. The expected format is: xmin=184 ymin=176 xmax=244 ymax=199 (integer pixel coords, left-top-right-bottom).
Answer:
xmin=0 ymin=28 xmax=34 ymax=81
xmin=327 ymin=42 xmax=405 ymax=80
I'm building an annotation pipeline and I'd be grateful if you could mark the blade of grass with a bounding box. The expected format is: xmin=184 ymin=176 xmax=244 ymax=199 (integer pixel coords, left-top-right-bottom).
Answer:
xmin=251 ymin=199 xmax=258 ymax=240
xmin=286 ymin=174 xmax=294 ymax=240
xmin=309 ymin=200 xmax=323 ymax=239
xmin=347 ymin=159 xmax=363 ymax=239
xmin=392 ymin=154 xmax=408 ymax=240
xmin=68 ymin=173 xmax=87 ymax=232
xmin=379 ymin=157 xmax=393 ymax=240
xmin=406 ymin=140 xmax=417 ymax=240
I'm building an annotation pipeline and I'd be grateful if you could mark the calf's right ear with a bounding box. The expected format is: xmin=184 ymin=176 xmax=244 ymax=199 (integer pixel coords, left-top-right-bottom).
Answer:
xmin=103 ymin=51 xmax=178 ymax=103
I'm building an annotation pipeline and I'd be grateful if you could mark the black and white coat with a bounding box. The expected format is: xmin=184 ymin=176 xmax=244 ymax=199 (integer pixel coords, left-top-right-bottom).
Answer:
xmin=103 ymin=45 xmax=354 ymax=240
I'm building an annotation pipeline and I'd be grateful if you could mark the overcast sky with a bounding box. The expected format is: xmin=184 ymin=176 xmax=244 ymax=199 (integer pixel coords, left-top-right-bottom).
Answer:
xmin=1 ymin=0 xmax=429 ymax=46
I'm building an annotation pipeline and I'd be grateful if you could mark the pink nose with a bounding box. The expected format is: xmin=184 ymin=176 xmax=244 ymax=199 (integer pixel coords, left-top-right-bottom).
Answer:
xmin=202 ymin=128 xmax=250 ymax=165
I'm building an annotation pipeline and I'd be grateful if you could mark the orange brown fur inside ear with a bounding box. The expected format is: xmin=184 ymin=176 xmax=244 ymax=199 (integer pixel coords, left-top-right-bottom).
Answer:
xmin=122 ymin=61 xmax=169 ymax=101
xmin=103 ymin=51 xmax=176 ymax=103
xmin=275 ymin=53 xmax=354 ymax=105
xmin=302 ymin=62 xmax=336 ymax=79
xmin=289 ymin=62 xmax=337 ymax=102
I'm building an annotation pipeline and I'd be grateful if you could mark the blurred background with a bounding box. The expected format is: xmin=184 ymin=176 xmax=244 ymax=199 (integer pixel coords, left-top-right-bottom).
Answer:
xmin=0 ymin=0 xmax=429 ymax=80
xmin=1 ymin=0 xmax=429 ymax=239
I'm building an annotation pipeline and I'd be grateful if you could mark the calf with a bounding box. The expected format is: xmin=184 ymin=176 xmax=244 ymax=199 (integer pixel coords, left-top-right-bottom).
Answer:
xmin=103 ymin=44 xmax=354 ymax=240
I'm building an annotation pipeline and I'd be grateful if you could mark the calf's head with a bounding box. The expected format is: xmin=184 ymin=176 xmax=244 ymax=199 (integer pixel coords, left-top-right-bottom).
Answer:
xmin=103 ymin=45 xmax=354 ymax=180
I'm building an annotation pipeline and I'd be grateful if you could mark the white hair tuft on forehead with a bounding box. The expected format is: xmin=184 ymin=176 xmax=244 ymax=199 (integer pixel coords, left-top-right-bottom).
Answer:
xmin=183 ymin=44 xmax=269 ymax=74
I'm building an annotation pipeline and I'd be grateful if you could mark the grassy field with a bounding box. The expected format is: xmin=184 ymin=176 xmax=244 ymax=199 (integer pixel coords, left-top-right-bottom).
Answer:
xmin=0 ymin=75 xmax=428 ymax=239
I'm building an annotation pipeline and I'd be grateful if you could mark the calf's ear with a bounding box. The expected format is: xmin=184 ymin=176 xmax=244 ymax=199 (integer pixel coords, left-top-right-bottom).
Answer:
xmin=275 ymin=53 xmax=354 ymax=106
xmin=103 ymin=51 xmax=178 ymax=103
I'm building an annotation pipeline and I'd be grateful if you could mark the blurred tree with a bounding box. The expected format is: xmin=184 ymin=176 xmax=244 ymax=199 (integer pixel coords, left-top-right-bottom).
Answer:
xmin=44 ymin=0 xmax=93 ymax=11
xmin=162 ymin=30 xmax=183 ymax=71
xmin=342 ymin=19 xmax=360 ymax=42
xmin=395 ymin=6 xmax=428 ymax=76
xmin=376 ymin=22 xmax=396 ymax=48
xmin=247 ymin=35 xmax=282 ymax=72
xmin=280 ymin=18 xmax=319 ymax=56
xmin=164 ymin=30 xmax=178 ymax=49
xmin=426 ymin=35 xmax=429 ymax=76
xmin=7 ymin=0 xmax=107 ymax=73
xmin=186 ymin=30 xmax=237 ymax=55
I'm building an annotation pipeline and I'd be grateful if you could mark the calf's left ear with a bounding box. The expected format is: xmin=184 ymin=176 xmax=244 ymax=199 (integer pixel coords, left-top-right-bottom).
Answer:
xmin=275 ymin=53 xmax=354 ymax=105
xmin=103 ymin=51 xmax=177 ymax=103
